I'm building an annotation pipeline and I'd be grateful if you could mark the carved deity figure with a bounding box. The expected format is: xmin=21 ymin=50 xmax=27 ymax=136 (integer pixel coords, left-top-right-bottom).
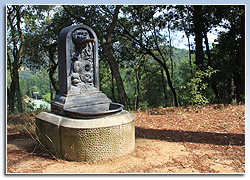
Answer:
xmin=70 ymin=29 xmax=96 ymax=93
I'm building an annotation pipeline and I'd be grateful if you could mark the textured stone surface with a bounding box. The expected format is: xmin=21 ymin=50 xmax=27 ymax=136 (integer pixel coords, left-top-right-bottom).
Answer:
xmin=51 ymin=24 xmax=111 ymax=116
xmin=36 ymin=24 xmax=133 ymax=162
xmin=51 ymin=91 xmax=112 ymax=116
xmin=35 ymin=110 xmax=135 ymax=161
xmin=56 ymin=24 xmax=99 ymax=95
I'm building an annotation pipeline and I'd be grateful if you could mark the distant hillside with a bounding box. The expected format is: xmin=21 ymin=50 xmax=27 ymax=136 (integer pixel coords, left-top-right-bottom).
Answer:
xmin=172 ymin=47 xmax=189 ymax=63
xmin=19 ymin=69 xmax=33 ymax=78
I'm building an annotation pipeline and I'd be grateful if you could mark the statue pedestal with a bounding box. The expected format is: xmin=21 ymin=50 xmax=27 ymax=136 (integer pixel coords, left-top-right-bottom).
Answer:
xmin=35 ymin=111 xmax=135 ymax=161
xmin=36 ymin=24 xmax=134 ymax=162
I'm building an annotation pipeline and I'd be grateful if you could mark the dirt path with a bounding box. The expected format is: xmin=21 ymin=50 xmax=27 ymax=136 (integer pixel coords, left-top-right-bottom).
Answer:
xmin=7 ymin=104 xmax=245 ymax=173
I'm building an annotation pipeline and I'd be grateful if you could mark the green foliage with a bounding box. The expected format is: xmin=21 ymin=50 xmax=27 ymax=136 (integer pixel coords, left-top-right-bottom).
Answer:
xmin=20 ymin=69 xmax=52 ymax=100
xmin=42 ymin=93 xmax=54 ymax=103
xmin=7 ymin=5 xmax=245 ymax=114
xmin=111 ymin=47 xmax=190 ymax=109
xmin=141 ymin=62 xmax=166 ymax=108
xmin=184 ymin=67 xmax=218 ymax=106
xmin=174 ymin=55 xmax=194 ymax=105
xmin=210 ymin=6 xmax=245 ymax=104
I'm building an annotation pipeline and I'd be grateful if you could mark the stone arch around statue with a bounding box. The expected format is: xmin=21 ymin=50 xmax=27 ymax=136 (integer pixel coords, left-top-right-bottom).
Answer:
xmin=57 ymin=24 xmax=99 ymax=96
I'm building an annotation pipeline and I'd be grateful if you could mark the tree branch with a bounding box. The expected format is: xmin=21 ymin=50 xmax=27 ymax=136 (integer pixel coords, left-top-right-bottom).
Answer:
xmin=107 ymin=5 xmax=121 ymax=41
xmin=63 ymin=5 xmax=103 ymax=42
xmin=151 ymin=14 xmax=166 ymax=65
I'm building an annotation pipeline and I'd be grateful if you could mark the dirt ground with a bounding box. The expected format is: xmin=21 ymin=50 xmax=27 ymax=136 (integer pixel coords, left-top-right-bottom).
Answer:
xmin=7 ymin=104 xmax=245 ymax=173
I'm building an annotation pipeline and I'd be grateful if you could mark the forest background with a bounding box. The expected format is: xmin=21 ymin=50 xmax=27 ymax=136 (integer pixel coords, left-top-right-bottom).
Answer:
xmin=6 ymin=5 xmax=245 ymax=114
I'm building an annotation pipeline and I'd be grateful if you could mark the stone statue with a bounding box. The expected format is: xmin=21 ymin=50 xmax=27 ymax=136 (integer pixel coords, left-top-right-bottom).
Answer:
xmin=36 ymin=24 xmax=134 ymax=162
xmin=70 ymin=29 xmax=96 ymax=93
xmin=51 ymin=24 xmax=120 ymax=117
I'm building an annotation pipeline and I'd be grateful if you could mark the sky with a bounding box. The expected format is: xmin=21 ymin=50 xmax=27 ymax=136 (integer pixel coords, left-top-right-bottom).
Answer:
xmin=2 ymin=0 xmax=250 ymax=179
xmin=172 ymin=27 xmax=223 ymax=50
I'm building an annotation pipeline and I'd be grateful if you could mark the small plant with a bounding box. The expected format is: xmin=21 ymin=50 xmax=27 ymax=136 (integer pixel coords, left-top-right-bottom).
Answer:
xmin=183 ymin=66 xmax=218 ymax=106
xmin=22 ymin=113 xmax=61 ymax=160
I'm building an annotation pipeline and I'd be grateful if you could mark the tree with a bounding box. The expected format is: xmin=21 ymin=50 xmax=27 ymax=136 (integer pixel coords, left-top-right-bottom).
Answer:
xmin=119 ymin=5 xmax=179 ymax=107
xmin=192 ymin=5 xmax=204 ymax=71
xmin=9 ymin=5 xmax=244 ymax=112
xmin=211 ymin=5 xmax=245 ymax=104
xmin=23 ymin=6 xmax=74 ymax=98
xmin=116 ymin=38 xmax=147 ymax=109
xmin=174 ymin=5 xmax=194 ymax=78
xmin=173 ymin=5 xmax=244 ymax=104
xmin=7 ymin=5 xmax=25 ymax=113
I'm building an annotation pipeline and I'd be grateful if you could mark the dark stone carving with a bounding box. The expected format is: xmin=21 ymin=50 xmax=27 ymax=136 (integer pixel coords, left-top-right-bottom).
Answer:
xmin=70 ymin=29 xmax=96 ymax=93
xmin=51 ymin=24 xmax=123 ymax=118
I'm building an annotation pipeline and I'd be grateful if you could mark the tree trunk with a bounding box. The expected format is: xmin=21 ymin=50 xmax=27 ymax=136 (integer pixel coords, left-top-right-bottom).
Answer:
xmin=193 ymin=5 xmax=204 ymax=70
xmin=135 ymin=68 xmax=140 ymax=110
xmin=7 ymin=52 xmax=15 ymax=113
xmin=234 ymin=5 xmax=245 ymax=104
xmin=203 ymin=29 xmax=212 ymax=66
xmin=7 ymin=87 xmax=12 ymax=114
xmin=162 ymin=63 xmax=178 ymax=107
xmin=203 ymin=28 xmax=221 ymax=104
xmin=230 ymin=78 xmax=235 ymax=103
xmin=187 ymin=34 xmax=193 ymax=78
xmin=233 ymin=68 xmax=244 ymax=104
xmin=8 ymin=82 xmax=15 ymax=113
xmin=111 ymin=73 xmax=117 ymax=102
xmin=48 ymin=63 xmax=59 ymax=93
xmin=48 ymin=49 xmax=59 ymax=94
xmin=142 ymin=45 xmax=178 ymax=107
xmin=8 ymin=63 xmax=23 ymax=113
xmin=7 ymin=5 xmax=24 ymax=113
xmin=142 ymin=46 xmax=178 ymax=107
xmin=14 ymin=68 xmax=23 ymax=112
xmin=161 ymin=69 xmax=169 ymax=106
xmin=168 ymin=27 xmax=174 ymax=83
xmin=102 ymin=5 xmax=128 ymax=107
xmin=168 ymin=26 xmax=174 ymax=106
xmin=50 ymin=80 xmax=54 ymax=102
xmin=49 ymin=59 xmax=53 ymax=101
xmin=103 ymin=45 xmax=128 ymax=106
xmin=212 ymin=84 xmax=222 ymax=104
xmin=148 ymin=47 xmax=179 ymax=107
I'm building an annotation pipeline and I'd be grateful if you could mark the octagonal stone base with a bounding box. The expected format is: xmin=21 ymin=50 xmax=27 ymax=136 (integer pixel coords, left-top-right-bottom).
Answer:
xmin=35 ymin=110 xmax=135 ymax=162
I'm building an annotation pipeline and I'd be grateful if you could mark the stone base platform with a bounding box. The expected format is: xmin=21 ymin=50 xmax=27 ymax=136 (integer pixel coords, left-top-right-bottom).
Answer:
xmin=35 ymin=110 xmax=135 ymax=162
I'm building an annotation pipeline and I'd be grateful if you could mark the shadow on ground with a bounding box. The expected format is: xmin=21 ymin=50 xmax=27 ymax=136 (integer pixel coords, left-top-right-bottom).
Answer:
xmin=135 ymin=127 xmax=245 ymax=146
xmin=7 ymin=126 xmax=244 ymax=161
